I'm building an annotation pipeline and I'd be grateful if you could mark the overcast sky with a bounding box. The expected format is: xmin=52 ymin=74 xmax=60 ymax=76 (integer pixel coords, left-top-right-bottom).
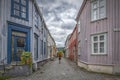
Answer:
xmin=37 ymin=0 xmax=83 ymax=47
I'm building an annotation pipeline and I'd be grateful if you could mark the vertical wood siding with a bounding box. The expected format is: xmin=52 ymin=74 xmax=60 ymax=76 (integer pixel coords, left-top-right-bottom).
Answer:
xmin=78 ymin=0 xmax=120 ymax=65
xmin=113 ymin=0 xmax=120 ymax=64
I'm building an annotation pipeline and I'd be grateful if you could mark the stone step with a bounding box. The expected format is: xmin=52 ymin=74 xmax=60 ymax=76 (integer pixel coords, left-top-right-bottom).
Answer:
xmin=5 ymin=65 xmax=13 ymax=70
xmin=11 ymin=61 xmax=22 ymax=66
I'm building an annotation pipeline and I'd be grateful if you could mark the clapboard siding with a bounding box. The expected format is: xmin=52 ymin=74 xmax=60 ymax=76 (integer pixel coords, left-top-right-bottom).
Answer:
xmin=78 ymin=0 xmax=120 ymax=65
xmin=0 ymin=0 xmax=52 ymax=65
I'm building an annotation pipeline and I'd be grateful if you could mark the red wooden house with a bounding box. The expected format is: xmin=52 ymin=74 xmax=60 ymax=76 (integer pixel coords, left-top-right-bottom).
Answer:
xmin=68 ymin=25 xmax=78 ymax=62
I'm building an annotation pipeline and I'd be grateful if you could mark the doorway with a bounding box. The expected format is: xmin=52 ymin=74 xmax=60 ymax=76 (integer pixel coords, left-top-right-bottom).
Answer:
xmin=8 ymin=23 xmax=30 ymax=64
xmin=11 ymin=31 xmax=27 ymax=61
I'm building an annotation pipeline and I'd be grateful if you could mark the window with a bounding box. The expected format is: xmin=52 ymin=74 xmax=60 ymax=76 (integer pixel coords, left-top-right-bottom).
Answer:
xmin=91 ymin=33 xmax=106 ymax=54
xmin=44 ymin=29 xmax=46 ymax=37
xmin=78 ymin=42 xmax=80 ymax=55
xmin=44 ymin=42 xmax=46 ymax=55
xmin=34 ymin=34 xmax=38 ymax=60
xmin=34 ymin=9 xmax=39 ymax=27
xmin=78 ymin=20 xmax=80 ymax=32
xmin=11 ymin=0 xmax=29 ymax=20
xmin=91 ymin=0 xmax=106 ymax=21
xmin=41 ymin=40 xmax=43 ymax=56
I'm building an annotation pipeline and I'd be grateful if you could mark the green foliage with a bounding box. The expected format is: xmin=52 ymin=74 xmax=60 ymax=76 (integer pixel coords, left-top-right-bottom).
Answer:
xmin=21 ymin=52 xmax=32 ymax=68
xmin=0 ymin=76 xmax=11 ymax=80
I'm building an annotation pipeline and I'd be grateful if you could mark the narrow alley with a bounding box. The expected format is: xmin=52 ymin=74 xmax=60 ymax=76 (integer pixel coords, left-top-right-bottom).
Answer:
xmin=9 ymin=58 xmax=120 ymax=80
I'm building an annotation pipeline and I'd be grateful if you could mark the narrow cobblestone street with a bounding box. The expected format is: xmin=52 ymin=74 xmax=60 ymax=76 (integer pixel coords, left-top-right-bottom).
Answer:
xmin=9 ymin=58 xmax=120 ymax=80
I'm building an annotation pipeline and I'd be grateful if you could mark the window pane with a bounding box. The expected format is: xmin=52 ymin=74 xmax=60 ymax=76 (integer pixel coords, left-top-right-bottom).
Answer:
xmin=100 ymin=35 xmax=104 ymax=41
xmin=93 ymin=9 xmax=98 ymax=20
xmin=17 ymin=38 xmax=25 ymax=47
xmin=14 ymin=3 xmax=20 ymax=10
xmin=99 ymin=7 xmax=105 ymax=18
xmin=93 ymin=36 xmax=98 ymax=41
xmin=14 ymin=10 xmax=20 ymax=16
xmin=21 ymin=12 xmax=26 ymax=18
xmin=100 ymin=42 xmax=104 ymax=47
xmin=99 ymin=0 xmax=105 ymax=7
xmin=93 ymin=2 xmax=98 ymax=9
xmin=21 ymin=6 xmax=26 ymax=12
xmin=34 ymin=36 xmax=38 ymax=60
xmin=21 ymin=0 xmax=26 ymax=6
xmin=94 ymin=43 xmax=98 ymax=53
xmin=100 ymin=42 xmax=104 ymax=53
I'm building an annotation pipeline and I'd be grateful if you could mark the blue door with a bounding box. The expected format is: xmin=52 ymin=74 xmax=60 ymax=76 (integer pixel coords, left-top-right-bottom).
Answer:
xmin=11 ymin=31 xmax=27 ymax=62
xmin=8 ymin=23 xmax=30 ymax=64
xmin=14 ymin=36 xmax=27 ymax=61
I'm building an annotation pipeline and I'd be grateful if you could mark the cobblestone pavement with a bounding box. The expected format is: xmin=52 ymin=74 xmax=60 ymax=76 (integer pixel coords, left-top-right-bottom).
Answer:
xmin=9 ymin=58 xmax=120 ymax=80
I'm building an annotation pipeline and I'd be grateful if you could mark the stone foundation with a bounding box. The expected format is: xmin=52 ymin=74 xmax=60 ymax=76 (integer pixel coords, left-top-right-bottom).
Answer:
xmin=78 ymin=61 xmax=88 ymax=70
xmin=88 ymin=65 xmax=113 ymax=74
xmin=3 ymin=65 xmax=32 ymax=77
xmin=78 ymin=61 xmax=115 ymax=74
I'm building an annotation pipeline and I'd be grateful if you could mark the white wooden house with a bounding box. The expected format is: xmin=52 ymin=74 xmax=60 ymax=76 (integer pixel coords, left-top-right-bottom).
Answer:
xmin=0 ymin=0 xmax=51 ymax=71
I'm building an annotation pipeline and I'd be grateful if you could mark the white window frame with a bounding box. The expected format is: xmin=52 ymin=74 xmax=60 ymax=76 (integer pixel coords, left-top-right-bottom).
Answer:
xmin=91 ymin=33 xmax=106 ymax=55
xmin=34 ymin=34 xmax=38 ymax=60
xmin=91 ymin=0 xmax=106 ymax=21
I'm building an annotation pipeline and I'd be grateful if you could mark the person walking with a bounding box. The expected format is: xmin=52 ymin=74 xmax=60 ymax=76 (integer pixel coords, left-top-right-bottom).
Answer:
xmin=57 ymin=51 xmax=63 ymax=64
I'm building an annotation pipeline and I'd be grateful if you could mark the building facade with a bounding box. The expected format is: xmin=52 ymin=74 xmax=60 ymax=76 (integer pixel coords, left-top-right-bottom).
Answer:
xmin=76 ymin=0 xmax=120 ymax=74
xmin=0 ymin=0 xmax=53 ymax=70
xmin=47 ymin=30 xmax=56 ymax=59
xmin=65 ymin=34 xmax=71 ymax=58
xmin=68 ymin=25 xmax=78 ymax=62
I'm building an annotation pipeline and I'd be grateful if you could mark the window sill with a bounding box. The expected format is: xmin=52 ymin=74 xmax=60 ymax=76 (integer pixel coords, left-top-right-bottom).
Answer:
xmin=91 ymin=17 xmax=107 ymax=23
xmin=91 ymin=53 xmax=107 ymax=56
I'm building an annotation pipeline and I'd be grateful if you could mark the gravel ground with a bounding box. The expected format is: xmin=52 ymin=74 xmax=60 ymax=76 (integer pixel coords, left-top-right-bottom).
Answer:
xmin=9 ymin=58 xmax=120 ymax=80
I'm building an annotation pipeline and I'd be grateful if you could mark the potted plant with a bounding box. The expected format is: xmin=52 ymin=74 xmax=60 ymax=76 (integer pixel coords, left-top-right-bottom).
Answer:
xmin=20 ymin=52 xmax=32 ymax=68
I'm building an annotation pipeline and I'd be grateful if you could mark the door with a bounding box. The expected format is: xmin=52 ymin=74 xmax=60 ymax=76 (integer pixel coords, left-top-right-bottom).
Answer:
xmin=14 ymin=36 xmax=26 ymax=61
xmin=8 ymin=24 xmax=30 ymax=64
xmin=11 ymin=31 xmax=27 ymax=62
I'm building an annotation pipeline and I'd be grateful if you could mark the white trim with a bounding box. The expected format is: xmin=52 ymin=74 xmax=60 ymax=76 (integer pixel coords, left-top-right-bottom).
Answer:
xmin=114 ymin=28 xmax=120 ymax=32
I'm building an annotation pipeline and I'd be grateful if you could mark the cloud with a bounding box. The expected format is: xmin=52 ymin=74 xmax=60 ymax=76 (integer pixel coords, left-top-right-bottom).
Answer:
xmin=37 ymin=0 xmax=83 ymax=47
